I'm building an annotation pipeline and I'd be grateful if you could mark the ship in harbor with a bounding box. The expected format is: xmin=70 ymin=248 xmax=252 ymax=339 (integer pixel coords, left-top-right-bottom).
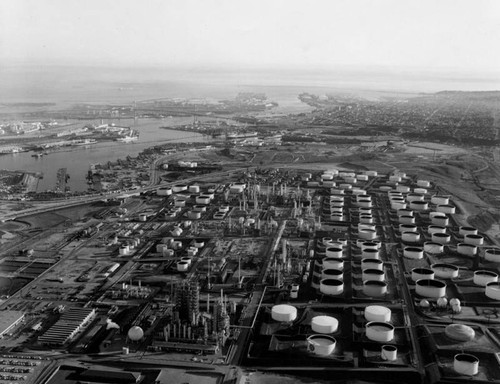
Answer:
xmin=115 ymin=129 xmax=139 ymax=142
xmin=226 ymin=131 xmax=258 ymax=140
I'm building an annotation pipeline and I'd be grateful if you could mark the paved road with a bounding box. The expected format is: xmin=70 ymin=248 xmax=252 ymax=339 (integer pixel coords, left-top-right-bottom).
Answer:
xmin=1 ymin=167 xmax=251 ymax=221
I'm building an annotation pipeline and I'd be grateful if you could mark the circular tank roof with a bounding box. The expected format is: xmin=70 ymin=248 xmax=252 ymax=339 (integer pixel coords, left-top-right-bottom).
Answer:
xmin=364 ymin=305 xmax=391 ymax=323
xmin=271 ymin=304 xmax=297 ymax=322
xmin=311 ymin=315 xmax=339 ymax=334
xmin=127 ymin=326 xmax=144 ymax=341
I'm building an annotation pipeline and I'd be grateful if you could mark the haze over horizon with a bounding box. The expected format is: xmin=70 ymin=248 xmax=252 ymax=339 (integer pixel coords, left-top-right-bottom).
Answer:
xmin=1 ymin=0 xmax=500 ymax=77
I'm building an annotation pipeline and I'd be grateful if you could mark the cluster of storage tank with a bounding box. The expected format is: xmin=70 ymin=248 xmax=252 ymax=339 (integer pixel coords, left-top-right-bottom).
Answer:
xmin=271 ymin=304 xmax=341 ymax=357
xmin=384 ymin=176 xmax=500 ymax=303
xmin=118 ymin=238 xmax=141 ymax=256
xmin=155 ymin=237 xmax=206 ymax=271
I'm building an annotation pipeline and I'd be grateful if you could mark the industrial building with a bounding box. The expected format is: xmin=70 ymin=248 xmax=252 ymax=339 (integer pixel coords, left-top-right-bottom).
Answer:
xmin=38 ymin=307 xmax=96 ymax=346
xmin=0 ymin=311 xmax=25 ymax=338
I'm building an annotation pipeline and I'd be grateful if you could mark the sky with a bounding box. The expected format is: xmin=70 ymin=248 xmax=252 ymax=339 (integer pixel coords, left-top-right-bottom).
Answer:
xmin=1 ymin=0 xmax=499 ymax=74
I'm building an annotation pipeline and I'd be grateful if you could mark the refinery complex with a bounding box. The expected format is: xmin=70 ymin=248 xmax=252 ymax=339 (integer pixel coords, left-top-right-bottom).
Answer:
xmin=1 ymin=162 xmax=500 ymax=384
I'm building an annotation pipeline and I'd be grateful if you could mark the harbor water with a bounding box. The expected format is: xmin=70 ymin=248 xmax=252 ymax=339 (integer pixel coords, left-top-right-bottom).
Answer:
xmin=0 ymin=117 xmax=211 ymax=193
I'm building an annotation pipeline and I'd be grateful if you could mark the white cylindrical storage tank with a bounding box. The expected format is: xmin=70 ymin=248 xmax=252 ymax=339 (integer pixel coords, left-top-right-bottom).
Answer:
xmin=431 ymin=263 xmax=459 ymax=279
xmin=311 ymin=316 xmax=339 ymax=334
xmin=409 ymin=201 xmax=429 ymax=211
xmin=322 ymin=268 xmax=343 ymax=280
xmin=119 ymin=245 xmax=129 ymax=256
xmin=398 ymin=215 xmax=415 ymax=225
xmin=402 ymin=231 xmax=420 ymax=243
xmin=219 ymin=205 xmax=230 ymax=212
xmin=397 ymin=209 xmax=414 ymax=217
xmin=485 ymin=282 xmax=500 ymax=300
xmin=437 ymin=204 xmax=455 ymax=214
xmin=399 ymin=224 xmax=417 ymax=233
xmin=416 ymin=180 xmax=431 ymax=188
xmin=411 ymin=268 xmax=435 ymax=282
xmin=321 ymin=173 xmax=334 ymax=181
xmin=464 ymin=234 xmax=484 ymax=246
xmin=428 ymin=225 xmax=447 ymax=235
xmin=391 ymin=201 xmax=407 ymax=210
xmin=362 ymin=269 xmax=385 ymax=282
xmin=357 ymin=174 xmax=369 ymax=181
xmin=457 ymin=243 xmax=477 ymax=256
xmin=329 ymin=195 xmax=344 ymax=202
xmin=344 ymin=176 xmax=357 ymax=184
xmin=163 ymin=248 xmax=174 ymax=257
xmin=359 ymin=228 xmax=377 ymax=240
xmin=424 ymin=241 xmax=444 ymax=254
xmin=431 ymin=215 xmax=449 ymax=227
xmin=194 ymin=240 xmax=204 ymax=248
xmin=459 ymin=226 xmax=478 ymax=236
xmin=181 ymin=257 xmax=192 ymax=266
xmin=363 ymin=280 xmax=388 ymax=297
xmin=431 ymin=195 xmax=450 ymax=205
xmin=389 ymin=175 xmax=401 ymax=183
xmin=138 ymin=213 xmax=147 ymax=222
xmin=171 ymin=240 xmax=183 ymax=249
xmin=361 ymin=241 xmax=381 ymax=250
xmin=330 ymin=188 xmax=345 ymax=195
xmin=474 ymin=270 xmax=498 ymax=286
xmin=195 ymin=196 xmax=211 ymax=205
xmin=404 ymin=247 xmax=424 ymax=259
xmin=357 ymin=199 xmax=372 ymax=208
xmin=271 ymin=304 xmax=297 ymax=322
xmin=322 ymin=237 xmax=334 ymax=245
xmin=485 ymin=248 xmax=500 ymax=263
xmin=188 ymin=185 xmax=200 ymax=193
xmin=339 ymin=183 xmax=352 ymax=190
xmin=364 ymin=305 xmax=391 ymax=322
xmin=187 ymin=211 xmax=202 ymax=220
xmin=337 ymin=238 xmax=348 ymax=246
xmin=361 ymin=248 xmax=380 ymax=259
xmin=416 ymin=279 xmax=447 ymax=298
xmin=365 ymin=322 xmax=394 ymax=342
xmin=432 ymin=232 xmax=451 ymax=244
xmin=326 ymin=247 xmax=343 ymax=258
xmin=406 ymin=193 xmax=424 ymax=202
xmin=454 ymin=354 xmax=479 ymax=376
xmin=362 ymin=258 xmax=384 ymax=271
xmin=307 ymin=335 xmax=337 ymax=356
xmin=193 ymin=205 xmax=207 ymax=212
xmin=320 ymin=279 xmax=344 ymax=295
xmin=156 ymin=244 xmax=168 ymax=253
xmin=157 ymin=187 xmax=173 ymax=196
xmin=330 ymin=195 xmax=344 ymax=205
xmin=330 ymin=200 xmax=344 ymax=207
xmin=230 ymin=184 xmax=246 ymax=193
xmin=176 ymin=261 xmax=189 ymax=272
xmin=174 ymin=199 xmax=186 ymax=207
xmin=359 ymin=223 xmax=376 ymax=231
xmin=396 ymin=185 xmax=411 ymax=193
xmin=360 ymin=215 xmax=374 ymax=224
xmin=171 ymin=227 xmax=183 ymax=237
xmin=323 ymin=257 xmax=344 ymax=270
xmin=173 ymin=184 xmax=188 ymax=193
xmin=330 ymin=214 xmax=344 ymax=222
xmin=414 ymin=188 xmax=428 ymax=195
